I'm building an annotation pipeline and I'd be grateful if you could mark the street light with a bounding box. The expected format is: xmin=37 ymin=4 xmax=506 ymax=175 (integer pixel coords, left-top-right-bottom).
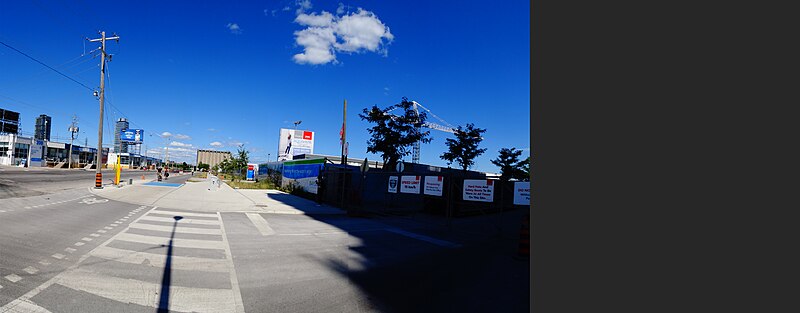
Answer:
xmin=293 ymin=120 xmax=302 ymax=130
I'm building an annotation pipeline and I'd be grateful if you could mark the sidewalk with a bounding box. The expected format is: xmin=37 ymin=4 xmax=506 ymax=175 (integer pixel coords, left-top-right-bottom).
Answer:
xmin=90 ymin=174 xmax=345 ymax=215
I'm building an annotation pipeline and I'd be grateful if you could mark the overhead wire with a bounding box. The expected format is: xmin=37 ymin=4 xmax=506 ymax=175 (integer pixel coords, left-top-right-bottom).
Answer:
xmin=0 ymin=39 xmax=95 ymax=92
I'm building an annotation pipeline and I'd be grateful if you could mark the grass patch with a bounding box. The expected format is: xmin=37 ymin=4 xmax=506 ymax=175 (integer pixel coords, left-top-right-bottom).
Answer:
xmin=195 ymin=172 xmax=208 ymax=179
xmin=226 ymin=180 xmax=277 ymax=190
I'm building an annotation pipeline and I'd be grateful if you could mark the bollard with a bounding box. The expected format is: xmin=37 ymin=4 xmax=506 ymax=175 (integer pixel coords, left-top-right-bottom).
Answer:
xmin=129 ymin=178 xmax=133 ymax=185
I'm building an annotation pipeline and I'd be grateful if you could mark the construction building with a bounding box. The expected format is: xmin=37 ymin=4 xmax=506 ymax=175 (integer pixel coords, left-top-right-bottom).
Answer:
xmin=35 ymin=114 xmax=51 ymax=141
xmin=113 ymin=118 xmax=129 ymax=153
xmin=196 ymin=149 xmax=232 ymax=169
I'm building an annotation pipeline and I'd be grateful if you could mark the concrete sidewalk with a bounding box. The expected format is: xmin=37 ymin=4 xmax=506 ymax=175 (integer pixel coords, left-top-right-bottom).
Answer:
xmin=90 ymin=174 xmax=345 ymax=215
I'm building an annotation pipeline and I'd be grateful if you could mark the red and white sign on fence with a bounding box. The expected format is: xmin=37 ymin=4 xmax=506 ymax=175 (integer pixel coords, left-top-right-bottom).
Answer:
xmin=463 ymin=179 xmax=495 ymax=202
xmin=400 ymin=176 xmax=421 ymax=194
xmin=423 ymin=176 xmax=444 ymax=196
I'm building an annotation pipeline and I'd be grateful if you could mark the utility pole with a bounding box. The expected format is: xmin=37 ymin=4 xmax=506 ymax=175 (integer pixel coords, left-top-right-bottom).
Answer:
xmin=88 ymin=31 xmax=119 ymax=188
xmin=68 ymin=115 xmax=78 ymax=169
xmin=341 ymin=99 xmax=347 ymax=165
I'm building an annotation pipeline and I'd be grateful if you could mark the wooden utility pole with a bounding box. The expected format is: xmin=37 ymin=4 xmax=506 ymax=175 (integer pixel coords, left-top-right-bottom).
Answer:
xmin=341 ymin=99 xmax=347 ymax=165
xmin=88 ymin=31 xmax=119 ymax=188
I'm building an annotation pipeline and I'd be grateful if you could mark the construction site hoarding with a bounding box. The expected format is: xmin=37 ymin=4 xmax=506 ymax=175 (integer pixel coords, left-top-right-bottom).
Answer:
xmin=281 ymin=158 xmax=325 ymax=194
xmin=278 ymin=128 xmax=314 ymax=161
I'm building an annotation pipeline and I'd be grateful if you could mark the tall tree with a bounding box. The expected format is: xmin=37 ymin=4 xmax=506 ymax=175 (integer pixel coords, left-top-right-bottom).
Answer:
xmin=491 ymin=148 xmax=526 ymax=181
xmin=440 ymin=123 xmax=487 ymax=171
xmin=520 ymin=156 xmax=530 ymax=179
xmin=359 ymin=97 xmax=432 ymax=170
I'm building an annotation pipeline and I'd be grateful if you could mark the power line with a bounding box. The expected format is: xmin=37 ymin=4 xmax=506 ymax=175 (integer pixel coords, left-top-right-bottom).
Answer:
xmin=0 ymin=39 xmax=96 ymax=92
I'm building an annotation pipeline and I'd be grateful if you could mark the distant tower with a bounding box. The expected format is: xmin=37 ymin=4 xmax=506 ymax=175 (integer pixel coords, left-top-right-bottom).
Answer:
xmin=114 ymin=118 xmax=129 ymax=153
xmin=35 ymin=114 xmax=51 ymax=141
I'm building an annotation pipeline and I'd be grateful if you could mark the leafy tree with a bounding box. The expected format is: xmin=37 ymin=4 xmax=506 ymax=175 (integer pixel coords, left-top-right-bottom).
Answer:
xmin=520 ymin=156 xmax=530 ymax=179
xmin=359 ymin=97 xmax=432 ymax=170
xmin=440 ymin=123 xmax=487 ymax=171
xmin=491 ymin=148 xmax=527 ymax=181
xmin=197 ymin=162 xmax=210 ymax=171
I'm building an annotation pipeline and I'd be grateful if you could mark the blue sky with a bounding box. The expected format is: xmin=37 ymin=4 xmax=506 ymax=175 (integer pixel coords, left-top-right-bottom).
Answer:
xmin=0 ymin=0 xmax=529 ymax=173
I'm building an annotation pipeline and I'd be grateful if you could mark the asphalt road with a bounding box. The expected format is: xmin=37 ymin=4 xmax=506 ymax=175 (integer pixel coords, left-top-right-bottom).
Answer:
xmin=0 ymin=169 xmax=529 ymax=312
xmin=0 ymin=166 xmax=168 ymax=198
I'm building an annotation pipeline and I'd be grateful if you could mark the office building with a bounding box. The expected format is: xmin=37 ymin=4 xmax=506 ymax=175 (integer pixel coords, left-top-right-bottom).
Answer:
xmin=196 ymin=149 xmax=232 ymax=169
xmin=114 ymin=118 xmax=129 ymax=153
xmin=35 ymin=114 xmax=51 ymax=141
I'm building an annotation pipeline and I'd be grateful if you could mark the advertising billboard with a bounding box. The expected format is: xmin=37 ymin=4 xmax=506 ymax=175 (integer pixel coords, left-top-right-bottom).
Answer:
xmin=281 ymin=158 xmax=325 ymax=194
xmin=120 ymin=129 xmax=144 ymax=143
xmin=278 ymin=128 xmax=314 ymax=161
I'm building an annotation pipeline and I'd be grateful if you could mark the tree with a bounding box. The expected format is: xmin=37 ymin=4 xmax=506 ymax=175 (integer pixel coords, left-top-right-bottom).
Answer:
xmin=440 ymin=123 xmax=487 ymax=172
xmin=197 ymin=162 xmax=210 ymax=171
xmin=491 ymin=148 xmax=527 ymax=181
xmin=520 ymin=156 xmax=530 ymax=179
xmin=359 ymin=97 xmax=432 ymax=170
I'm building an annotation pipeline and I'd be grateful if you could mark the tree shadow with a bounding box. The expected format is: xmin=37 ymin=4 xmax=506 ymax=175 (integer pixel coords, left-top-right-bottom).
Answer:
xmin=157 ymin=215 xmax=182 ymax=313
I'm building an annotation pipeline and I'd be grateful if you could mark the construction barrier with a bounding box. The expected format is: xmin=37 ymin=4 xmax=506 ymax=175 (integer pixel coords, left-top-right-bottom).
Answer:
xmin=95 ymin=173 xmax=102 ymax=188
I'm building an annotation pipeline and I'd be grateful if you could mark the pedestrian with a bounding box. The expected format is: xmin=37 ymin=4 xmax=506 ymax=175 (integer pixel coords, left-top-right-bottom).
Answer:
xmin=285 ymin=134 xmax=292 ymax=154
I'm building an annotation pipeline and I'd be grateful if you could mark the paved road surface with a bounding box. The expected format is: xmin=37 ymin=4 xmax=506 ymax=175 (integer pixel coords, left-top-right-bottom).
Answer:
xmin=1 ymin=171 xmax=529 ymax=312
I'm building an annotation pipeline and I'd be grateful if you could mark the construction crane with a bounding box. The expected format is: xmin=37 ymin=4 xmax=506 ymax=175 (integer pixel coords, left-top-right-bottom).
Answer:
xmin=383 ymin=100 xmax=460 ymax=163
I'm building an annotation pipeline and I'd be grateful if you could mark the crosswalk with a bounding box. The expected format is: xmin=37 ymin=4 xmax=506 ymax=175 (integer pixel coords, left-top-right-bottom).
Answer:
xmin=2 ymin=207 xmax=244 ymax=313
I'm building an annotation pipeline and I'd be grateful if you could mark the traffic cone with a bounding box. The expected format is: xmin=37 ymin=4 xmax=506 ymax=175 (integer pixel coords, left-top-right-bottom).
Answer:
xmin=515 ymin=214 xmax=529 ymax=260
xmin=141 ymin=174 xmax=145 ymax=180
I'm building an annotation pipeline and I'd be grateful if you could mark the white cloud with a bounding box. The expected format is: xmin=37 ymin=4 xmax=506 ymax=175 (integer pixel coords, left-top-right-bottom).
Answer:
xmin=174 ymin=134 xmax=192 ymax=140
xmin=227 ymin=23 xmax=242 ymax=34
xmin=292 ymin=7 xmax=393 ymax=65
xmin=336 ymin=3 xmax=346 ymax=15
xmin=227 ymin=140 xmax=244 ymax=147
xmin=210 ymin=141 xmax=223 ymax=147
xmin=160 ymin=132 xmax=172 ymax=138
xmin=295 ymin=0 xmax=312 ymax=14
xmin=207 ymin=128 xmax=217 ymax=132
xmin=170 ymin=141 xmax=193 ymax=148
xmin=292 ymin=27 xmax=337 ymax=65
xmin=283 ymin=6 xmax=291 ymax=11
xmin=295 ymin=11 xmax=334 ymax=27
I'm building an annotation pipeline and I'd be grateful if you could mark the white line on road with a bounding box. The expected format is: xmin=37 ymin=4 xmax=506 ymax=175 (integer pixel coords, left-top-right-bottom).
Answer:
xmin=90 ymin=246 xmax=230 ymax=273
xmin=114 ymin=232 xmax=226 ymax=250
xmin=74 ymin=242 xmax=85 ymax=246
xmin=245 ymin=213 xmax=275 ymax=236
xmin=65 ymin=247 xmax=76 ymax=253
xmin=0 ymin=299 xmax=53 ymax=313
xmin=218 ymin=212 xmax=246 ymax=313
xmin=152 ymin=209 xmax=218 ymax=218
xmin=38 ymin=260 xmax=51 ymax=266
xmin=23 ymin=267 xmax=38 ymax=274
xmin=103 ymin=227 xmax=113 ymax=230
xmin=128 ymin=222 xmax=222 ymax=235
xmin=5 ymin=274 xmax=22 ymax=282
xmin=139 ymin=215 xmax=220 ymax=225
xmin=81 ymin=237 xmax=93 ymax=241
xmin=89 ymin=233 xmax=100 ymax=237
xmin=51 ymin=254 xmax=65 ymax=259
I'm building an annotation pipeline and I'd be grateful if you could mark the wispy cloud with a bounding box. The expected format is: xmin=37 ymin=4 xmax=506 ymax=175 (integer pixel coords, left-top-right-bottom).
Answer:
xmin=160 ymin=132 xmax=173 ymax=138
xmin=210 ymin=141 xmax=223 ymax=147
xmin=169 ymin=141 xmax=193 ymax=148
xmin=174 ymin=134 xmax=192 ymax=140
xmin=227 ymin=23 xmax=242 ymax=34
xmin=295 ymin=0 xmax=312 ymax=14
xmin=336 ymin=2 xmax=346 ymax=15
xmin=207 ymin=128 xmax=218 ymax=132
xmin=292 ymin=6 xmax=393 ymax=65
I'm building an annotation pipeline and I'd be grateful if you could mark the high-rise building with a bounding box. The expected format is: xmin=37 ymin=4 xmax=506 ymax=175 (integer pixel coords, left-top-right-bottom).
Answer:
xmin=114 ymin=118 xmax=129 ymax=153
xmin=35 ymin=114 xmax=51 ymax=141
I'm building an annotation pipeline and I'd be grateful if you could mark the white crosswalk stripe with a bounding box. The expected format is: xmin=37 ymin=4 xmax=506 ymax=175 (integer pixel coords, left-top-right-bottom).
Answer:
xmin=128 ymin=222 xmax=222 ymax=235
xmin=114 ymin=232 xmax=226 ymax=250
xmin=139 ymin=215 xmax=220 ymax=225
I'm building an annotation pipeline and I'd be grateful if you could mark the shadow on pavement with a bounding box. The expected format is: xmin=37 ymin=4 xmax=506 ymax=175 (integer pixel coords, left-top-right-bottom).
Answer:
xmin=158 ymin=215 xmax=183 ymax=313
xmin=263 ymin=192 xmax=530 ymax=312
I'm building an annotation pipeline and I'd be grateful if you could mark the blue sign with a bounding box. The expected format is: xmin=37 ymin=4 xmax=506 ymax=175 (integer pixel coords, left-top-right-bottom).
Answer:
xmin=282 ymin=163 xmax=323 ymax=180
xmin=246 ymin=169 xmax=255 ymax=180
xmin=120 ymin=129 xmax=144 ymax=143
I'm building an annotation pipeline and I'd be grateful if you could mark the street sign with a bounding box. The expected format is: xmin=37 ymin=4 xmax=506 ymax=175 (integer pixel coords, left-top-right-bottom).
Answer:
xmin=396 ymin=162 xmax=404 ymax=173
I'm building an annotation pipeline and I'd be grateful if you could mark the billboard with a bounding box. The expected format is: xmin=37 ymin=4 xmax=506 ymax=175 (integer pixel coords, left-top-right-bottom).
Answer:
xmin=1 ymin=108 xmax=20 ymax=123
xmin=278 ymin=128 xmax=314 ymax=161
xmin=120 ymin=129 xmax=144 ymax=143
xmin=281 ymin=158 xmax=325 ymax=194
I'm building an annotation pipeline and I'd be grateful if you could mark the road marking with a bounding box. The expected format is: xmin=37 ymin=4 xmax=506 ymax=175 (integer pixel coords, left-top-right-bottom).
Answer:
xmin=65 ymin=247 xmax=77 ymax=253
xmin=74 ymin=242 xmax=85 ymax=246
xmin=24 ymin=206 xmax=30 ymax=209
xmin=110 ymin=223 xmax=119 ymax=226
xmin=90 ymin=246 xmax=230 ymax=273
xmin=385 ymin=228 xmax=462 ymax=248
xmin=56 ymin=269 xmax=237 ymax=313
xmin=23 ymin=267 xmax=38 ymax=274
xmin=5 ymin=274 xmax=22 ymax=282
xmin=245 ymin=213 xmax=275 ymax=236
xmin=38 ymin=260 xmax=51 ymax=266
xmin=139 ymin=215 xmax=220 ymax=225
xmin=81 ymin=237 xmax=93 ymax=241
xmin=89 ymin=233 xmax=101 ymax=237
xmin=128 ymin=222 xmax=222 ymax=235
xmin=97 ymin=229 xmax=107 ymax=233
xmin=0 ymin=210 xmax=6 ymax=213
xmin=103 ymin=226 xmax=113 ymax=230
xmin=218 ymin=212 xmax=246 ymax=313
xmin=0 ymin=299 xmax=53 ymax=313
xmin=51 ymin=254 xmax=65 ymax=259
xmin=152 ymin=209 xmax=218 ymax=218
xmin=114 ymin=232 xmax=226 ymax=250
